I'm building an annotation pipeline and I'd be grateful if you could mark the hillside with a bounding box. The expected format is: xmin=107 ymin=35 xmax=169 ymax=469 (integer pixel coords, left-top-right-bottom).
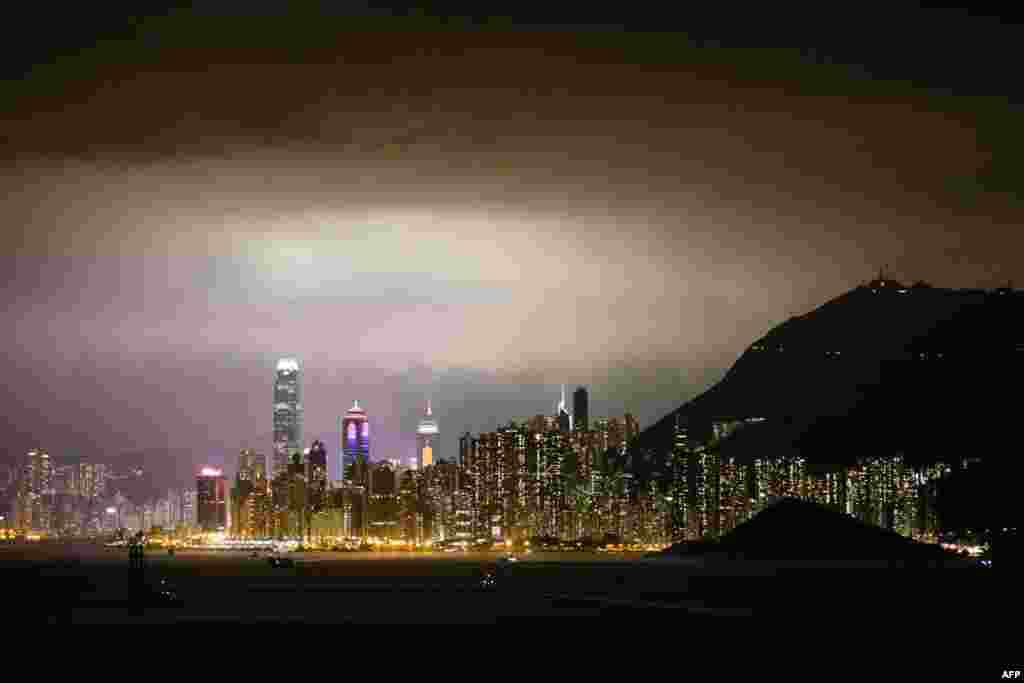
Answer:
xmin=661 ymin=498 xmax=964 ymax=564
xmin=636 ymin=278 xmax=1023 ymax=465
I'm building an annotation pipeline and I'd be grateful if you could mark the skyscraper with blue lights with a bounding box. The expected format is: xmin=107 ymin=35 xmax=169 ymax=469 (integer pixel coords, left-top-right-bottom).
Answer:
xmin=342 ymin=400 xmax=370 ymax=477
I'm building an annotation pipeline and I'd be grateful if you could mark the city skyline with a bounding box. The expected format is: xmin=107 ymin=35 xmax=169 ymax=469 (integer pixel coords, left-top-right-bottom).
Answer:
xmin=2 ymin=369 xmax=631 ymax=490
xmin=10 ymin=271 xmax=1016 ymax=498
xmin=4 ymin=277 xmax=1015 ymax=547
xmin=2 ymin=8 xmax=1022 ymax=489
xmin=0 ymin=9 xmax=1016 ymax=626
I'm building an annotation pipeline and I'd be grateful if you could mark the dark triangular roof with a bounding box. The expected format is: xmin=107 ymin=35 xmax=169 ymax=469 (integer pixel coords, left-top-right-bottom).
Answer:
xmin=706 ymin=499 xmax=953 ymax=562
xmin=636 ymin=283 xmax=1024 ymax=465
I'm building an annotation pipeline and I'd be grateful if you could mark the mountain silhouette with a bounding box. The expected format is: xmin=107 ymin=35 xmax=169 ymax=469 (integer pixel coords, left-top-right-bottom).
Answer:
xmin=636 ymin=279 xmax=1023 ymax=467
xmin=663 ymin=498 xmax=960 ymax=563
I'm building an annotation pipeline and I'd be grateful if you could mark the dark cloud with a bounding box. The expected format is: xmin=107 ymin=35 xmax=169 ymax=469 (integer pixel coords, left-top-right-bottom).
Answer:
xmin=2 ymin=9 xmax=1022 ymax=484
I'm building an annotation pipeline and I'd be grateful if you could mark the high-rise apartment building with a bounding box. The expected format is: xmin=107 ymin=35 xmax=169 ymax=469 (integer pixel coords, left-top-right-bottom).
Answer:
xmin=232 ymin=449 xmax=270 ymax=538
xmin=14 ymin=450 xmax=53 ymax=531
xmin=668 ymin=418 xmax=690 ymax=540
xmin=368 ymin=460 xmax=401 ymax=540
xmin=26 ymin=449 xmax=53 ymax=496
xmin=594 ymin=417 xmax=625 ymax=453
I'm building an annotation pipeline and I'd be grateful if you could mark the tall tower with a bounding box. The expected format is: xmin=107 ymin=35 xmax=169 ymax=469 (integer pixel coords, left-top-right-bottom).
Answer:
xmin=572 ymin=386 xmax=589 ymax=432
xmin=272 ymin=358 xmax=303 ymax=478
xmin=342 ymin=400 xmax=370 ymax=474
xmin=416 ymin=400 xmax=440 ymax=470
xmin=557 ymin=385 xmax=572 ymax=433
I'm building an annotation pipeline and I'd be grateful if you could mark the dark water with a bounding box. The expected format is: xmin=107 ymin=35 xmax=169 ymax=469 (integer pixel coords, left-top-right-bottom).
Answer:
xmin=0 ymin=542 xmax=996 ymax=623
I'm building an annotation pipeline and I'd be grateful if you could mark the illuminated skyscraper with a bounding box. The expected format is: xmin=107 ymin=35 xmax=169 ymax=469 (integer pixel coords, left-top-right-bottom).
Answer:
xmin=369 ymin=460 xmax=401 ymax=540
xmin=273 ymin=358 xmax=303 ymax=478
xmin=14 ymin=449 xmax=53 ymax=531
xmin=416 ymin=400 xmax=439 ymax=470
xmin=196 ymin=467 xmax=227 ymax=531
xmin=718 ymin=456 xmax=749 ymax=534
xmin=342 ymin=400 xmax=370 ymax=474
xmin=232 ymin=449 xmax=269 ymax=538
xmin=668 ymin=418 xmax=690 ymax=540
xmin=26 ymin=449 xmax=53 ymax=496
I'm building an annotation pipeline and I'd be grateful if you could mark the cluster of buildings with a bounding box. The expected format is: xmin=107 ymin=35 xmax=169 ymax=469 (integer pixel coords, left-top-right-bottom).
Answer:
xmin=1 ymin=450 xmax=199 ymax=538
xmin=454 ymin=389 xmax=644 ymax=543
xmin=4 ymin=353 xmax=967 ymax=547
xmin=414 ymin=414 xmax=957 ymax=547
xmin=662 ymin=417 xmax=963 ymax=543
xmin=227 ymin=367 xmax=647 ymax=545
xmin=236 ymin=277 xmax=1005 ymax=547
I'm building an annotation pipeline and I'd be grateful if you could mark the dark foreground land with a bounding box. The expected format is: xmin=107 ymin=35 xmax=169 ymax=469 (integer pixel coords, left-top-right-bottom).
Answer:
xmin=0 ymin=542 xmax=1000 ymax=623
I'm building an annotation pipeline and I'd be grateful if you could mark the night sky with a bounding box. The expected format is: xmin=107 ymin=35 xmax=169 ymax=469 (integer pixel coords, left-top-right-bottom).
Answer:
xmin=2 ymin=5 xmax=1022 ymax=486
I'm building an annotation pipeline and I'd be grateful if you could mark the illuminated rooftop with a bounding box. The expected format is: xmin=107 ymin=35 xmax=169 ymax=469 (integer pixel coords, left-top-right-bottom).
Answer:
xmin=276 ymin=357 xmax=300 ymax=373
xmin=417 ymin=400 xmax=439 ymax=434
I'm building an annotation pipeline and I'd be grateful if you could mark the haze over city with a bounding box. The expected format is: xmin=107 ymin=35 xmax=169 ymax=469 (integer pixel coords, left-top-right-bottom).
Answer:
xmin=2 ymin=6 xmax=1021 ymax=487
xmin=3 ymin=6 xmax=1022 ymax=631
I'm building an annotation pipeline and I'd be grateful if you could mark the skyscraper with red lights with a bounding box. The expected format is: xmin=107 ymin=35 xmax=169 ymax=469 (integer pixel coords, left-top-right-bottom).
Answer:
xmin=197 ymin=467 xmax=227 ymax=531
